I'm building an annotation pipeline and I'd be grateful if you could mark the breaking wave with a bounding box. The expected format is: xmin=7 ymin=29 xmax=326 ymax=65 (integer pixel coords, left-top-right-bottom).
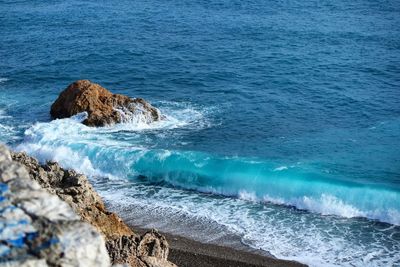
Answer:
xmin=16 ymin=112 xmax=400 ymax=226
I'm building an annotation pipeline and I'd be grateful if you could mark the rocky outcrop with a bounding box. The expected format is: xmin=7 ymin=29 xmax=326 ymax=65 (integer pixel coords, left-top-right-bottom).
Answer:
xmin=11 ymin=150 xmax=177 ymax=267
xmin=50 ymin=80 xmax=161 ymax=127
xmin=0 ymin=145 xmax=110 ymax=266
xmin=11 ymin=152 xmax=133 ymax=241
xmin=106 ymin=230 xmax=174 ymax=267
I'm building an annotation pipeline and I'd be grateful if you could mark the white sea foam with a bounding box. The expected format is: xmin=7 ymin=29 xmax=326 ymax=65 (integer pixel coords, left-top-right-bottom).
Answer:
xmin=0 ymin=123 xmax=16 ymax=143
xmin=98 ymin=182 xmax=400 ymax=267
xmin=0 ymin=108 xmax=18 ymax=143
xmin=14 ymin=101 xmax=400 ymax=267
xmin=296 ymin=194 xmax=364 ymax=217
xmin=238 ymin=190 xmax=257 ymax=201
xmin=0 ymin=124 xmax=14 ymax=132
xmin=18 ymin=111 xmax=400 ymax=226
xmin=16 ymin=101 xmax=212 ymax=177
xmin=0 ymin=78 xmax=9 ymax=84
xmin=0 ymin=109 xmax=10 ymax=119
xmin=261 ymin=193 xmax=400 ymax=225
xmin=273 ymin=165 xmax=288 ymax=171
xmin=98 ymin=101 xmax=212 ymax=132
xmin=20 ymin=142 xmax=112 ymax=178
xmin=241 ymin=192 xmax=369 ymax=221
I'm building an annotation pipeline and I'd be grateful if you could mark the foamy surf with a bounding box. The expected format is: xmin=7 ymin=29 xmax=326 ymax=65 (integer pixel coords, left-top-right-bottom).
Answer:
xmin=99 ymin=179 xmax=400 ymax=267
xmin=0 ymin=109 xmax=18 ymax=143
xmin=16 ymin=109 xmax=400 ymax=225
xmin=14 ymin=102 xmax=400 ymax=267
xmin=99 ymin=100 xmax=212 ymax=132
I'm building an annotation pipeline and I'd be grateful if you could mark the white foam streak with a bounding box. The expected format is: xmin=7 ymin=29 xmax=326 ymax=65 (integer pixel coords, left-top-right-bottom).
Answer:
xmin=0 ymin=78 xmax=9 ymax=84
xmin=0 ymin=109 xmax=11 ymax=119
xmin=297 ymin=194 xmax=364 ymax=217
xmin=0 ymin=109 xmax=18 ymax=142
xmin=102 ymin=101 xmax=210 ymax=132
xmin=238 ymin=190 xmax=257 ymax=201
xmin=261 ymin=194 xmax=400 ymax=225
xmin=273 ymin=165 xmax=288 ymax=171
xmin=100 ymin=184 xmax=400 ymax=267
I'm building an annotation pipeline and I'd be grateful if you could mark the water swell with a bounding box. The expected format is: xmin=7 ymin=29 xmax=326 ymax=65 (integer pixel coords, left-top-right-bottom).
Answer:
xmin=119 ymin=149 xmax=400 ymax=225
xmin=0 ymin=78 xmax=9 ymax=84
xmin=16 ymin=113 xmax=400 ymax=225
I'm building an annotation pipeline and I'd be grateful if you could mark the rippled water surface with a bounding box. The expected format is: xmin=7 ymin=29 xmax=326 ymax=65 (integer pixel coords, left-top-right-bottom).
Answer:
xmin=1 ymin=0 xmax=400 ymax=266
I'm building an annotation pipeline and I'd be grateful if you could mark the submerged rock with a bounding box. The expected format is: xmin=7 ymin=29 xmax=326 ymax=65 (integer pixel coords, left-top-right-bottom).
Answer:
xmin=50 ymin=80 xmax=161 ymax=127
xmin=0 ymin=145 xmax=111 ymax=267
xmin=11 ymin=150 xmax=177 ymax=267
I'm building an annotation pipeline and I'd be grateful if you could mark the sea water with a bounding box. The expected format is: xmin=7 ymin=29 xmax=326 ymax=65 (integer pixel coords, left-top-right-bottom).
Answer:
xmin=1 ymin=0 xmax=400 ymax=266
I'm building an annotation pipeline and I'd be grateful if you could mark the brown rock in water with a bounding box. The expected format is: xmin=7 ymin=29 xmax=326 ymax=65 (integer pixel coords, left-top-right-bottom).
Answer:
xmin=12 ymin=151 xmax=177 ymax=267
xmin=50 ymin=80 xmax=161 ymax=126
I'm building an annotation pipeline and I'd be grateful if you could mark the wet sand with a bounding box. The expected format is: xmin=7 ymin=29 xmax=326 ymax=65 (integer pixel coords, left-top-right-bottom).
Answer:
xmin=134 ymin=226 xmax=307 ymax=267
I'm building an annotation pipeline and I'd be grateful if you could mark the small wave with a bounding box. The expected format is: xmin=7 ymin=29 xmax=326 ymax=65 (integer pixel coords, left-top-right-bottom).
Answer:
xmin=0 ymin=124 xmax=14 ymax=132
xmin=0 ymin=108 xmax=18 ymax=143
xmin=273 ymin=165 xmax=288 ymax=171
xmin=238 ymin=190 xmax=258 ymax=201
xmin=0 ymin=109 xmax=11 ymax=119
xmin=0 ymin=124 xmax=18 ymax=143
xmin=0 ymin=78 xmax=9 ymax=84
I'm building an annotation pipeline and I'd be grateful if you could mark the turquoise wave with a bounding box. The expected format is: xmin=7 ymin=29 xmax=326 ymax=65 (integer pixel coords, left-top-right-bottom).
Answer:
xmin=16 ymin=115 xmax=400 ymax=225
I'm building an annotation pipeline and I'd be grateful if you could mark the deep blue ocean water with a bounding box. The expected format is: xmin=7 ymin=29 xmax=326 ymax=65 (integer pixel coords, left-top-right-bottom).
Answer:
xmin=1 ymin=0 xmax=400 ymax=266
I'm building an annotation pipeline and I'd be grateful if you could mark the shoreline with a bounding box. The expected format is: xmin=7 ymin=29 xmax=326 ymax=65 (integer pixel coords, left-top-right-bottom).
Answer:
xmin=9 ymin=147 xmax=306 ymax=267
xmin=132 ymin=225 xmax=307 ymax=267
xmin=102 ymin=193 xmax=308 ymax=267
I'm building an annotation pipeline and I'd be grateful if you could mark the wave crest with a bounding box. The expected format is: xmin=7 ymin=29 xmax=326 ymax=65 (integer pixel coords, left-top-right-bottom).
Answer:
xmin=17 ymin=115 xmax=400 ymax=225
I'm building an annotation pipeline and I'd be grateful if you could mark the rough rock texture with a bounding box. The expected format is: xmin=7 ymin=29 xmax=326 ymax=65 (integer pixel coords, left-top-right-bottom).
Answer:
xmin=11 ymin=152 xmax=133 ymax=241
xmin=50 ymin=80 xmax=161 ymax=127
xmin=11 ymin=151 xmax=177 ymax=267
xmin=0 ymin=145 xmax=111 ymax=267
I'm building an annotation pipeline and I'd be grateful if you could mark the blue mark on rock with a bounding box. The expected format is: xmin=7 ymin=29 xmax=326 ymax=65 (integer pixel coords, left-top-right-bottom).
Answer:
xmin=6 ymin=236 xmax=25 ymax=248
xmin=0 ymin=183 xmax=8 ymax=194
xmin=32 ymin=237 xmax=60 ymax=252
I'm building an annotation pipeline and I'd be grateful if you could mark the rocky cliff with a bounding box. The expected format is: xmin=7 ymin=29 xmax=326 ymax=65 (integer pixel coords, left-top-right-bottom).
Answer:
xmin=0 ymin=145 xmax=176 ymax=267
xmin=0 ymin=145 xmax=110 ymax=266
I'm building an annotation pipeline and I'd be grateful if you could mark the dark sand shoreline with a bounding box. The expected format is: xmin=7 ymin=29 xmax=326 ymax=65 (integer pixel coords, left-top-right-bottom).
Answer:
xmin=133 ymin=226 xmax=307 ymax=267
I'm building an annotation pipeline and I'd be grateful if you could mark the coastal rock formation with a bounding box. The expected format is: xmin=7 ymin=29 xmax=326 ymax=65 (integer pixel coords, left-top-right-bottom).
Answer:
xmin=50 ymin=80 xmax=161 ymax=127
xmin=106 ymin=231 xmax=175 ymax=267
xmin=11 ymin=152 xmax=133 ymax=241
xmin=0 ymin=145 xmax=110 ymax=266
xmin=11 ymin=150 xmax=177 ymax=267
